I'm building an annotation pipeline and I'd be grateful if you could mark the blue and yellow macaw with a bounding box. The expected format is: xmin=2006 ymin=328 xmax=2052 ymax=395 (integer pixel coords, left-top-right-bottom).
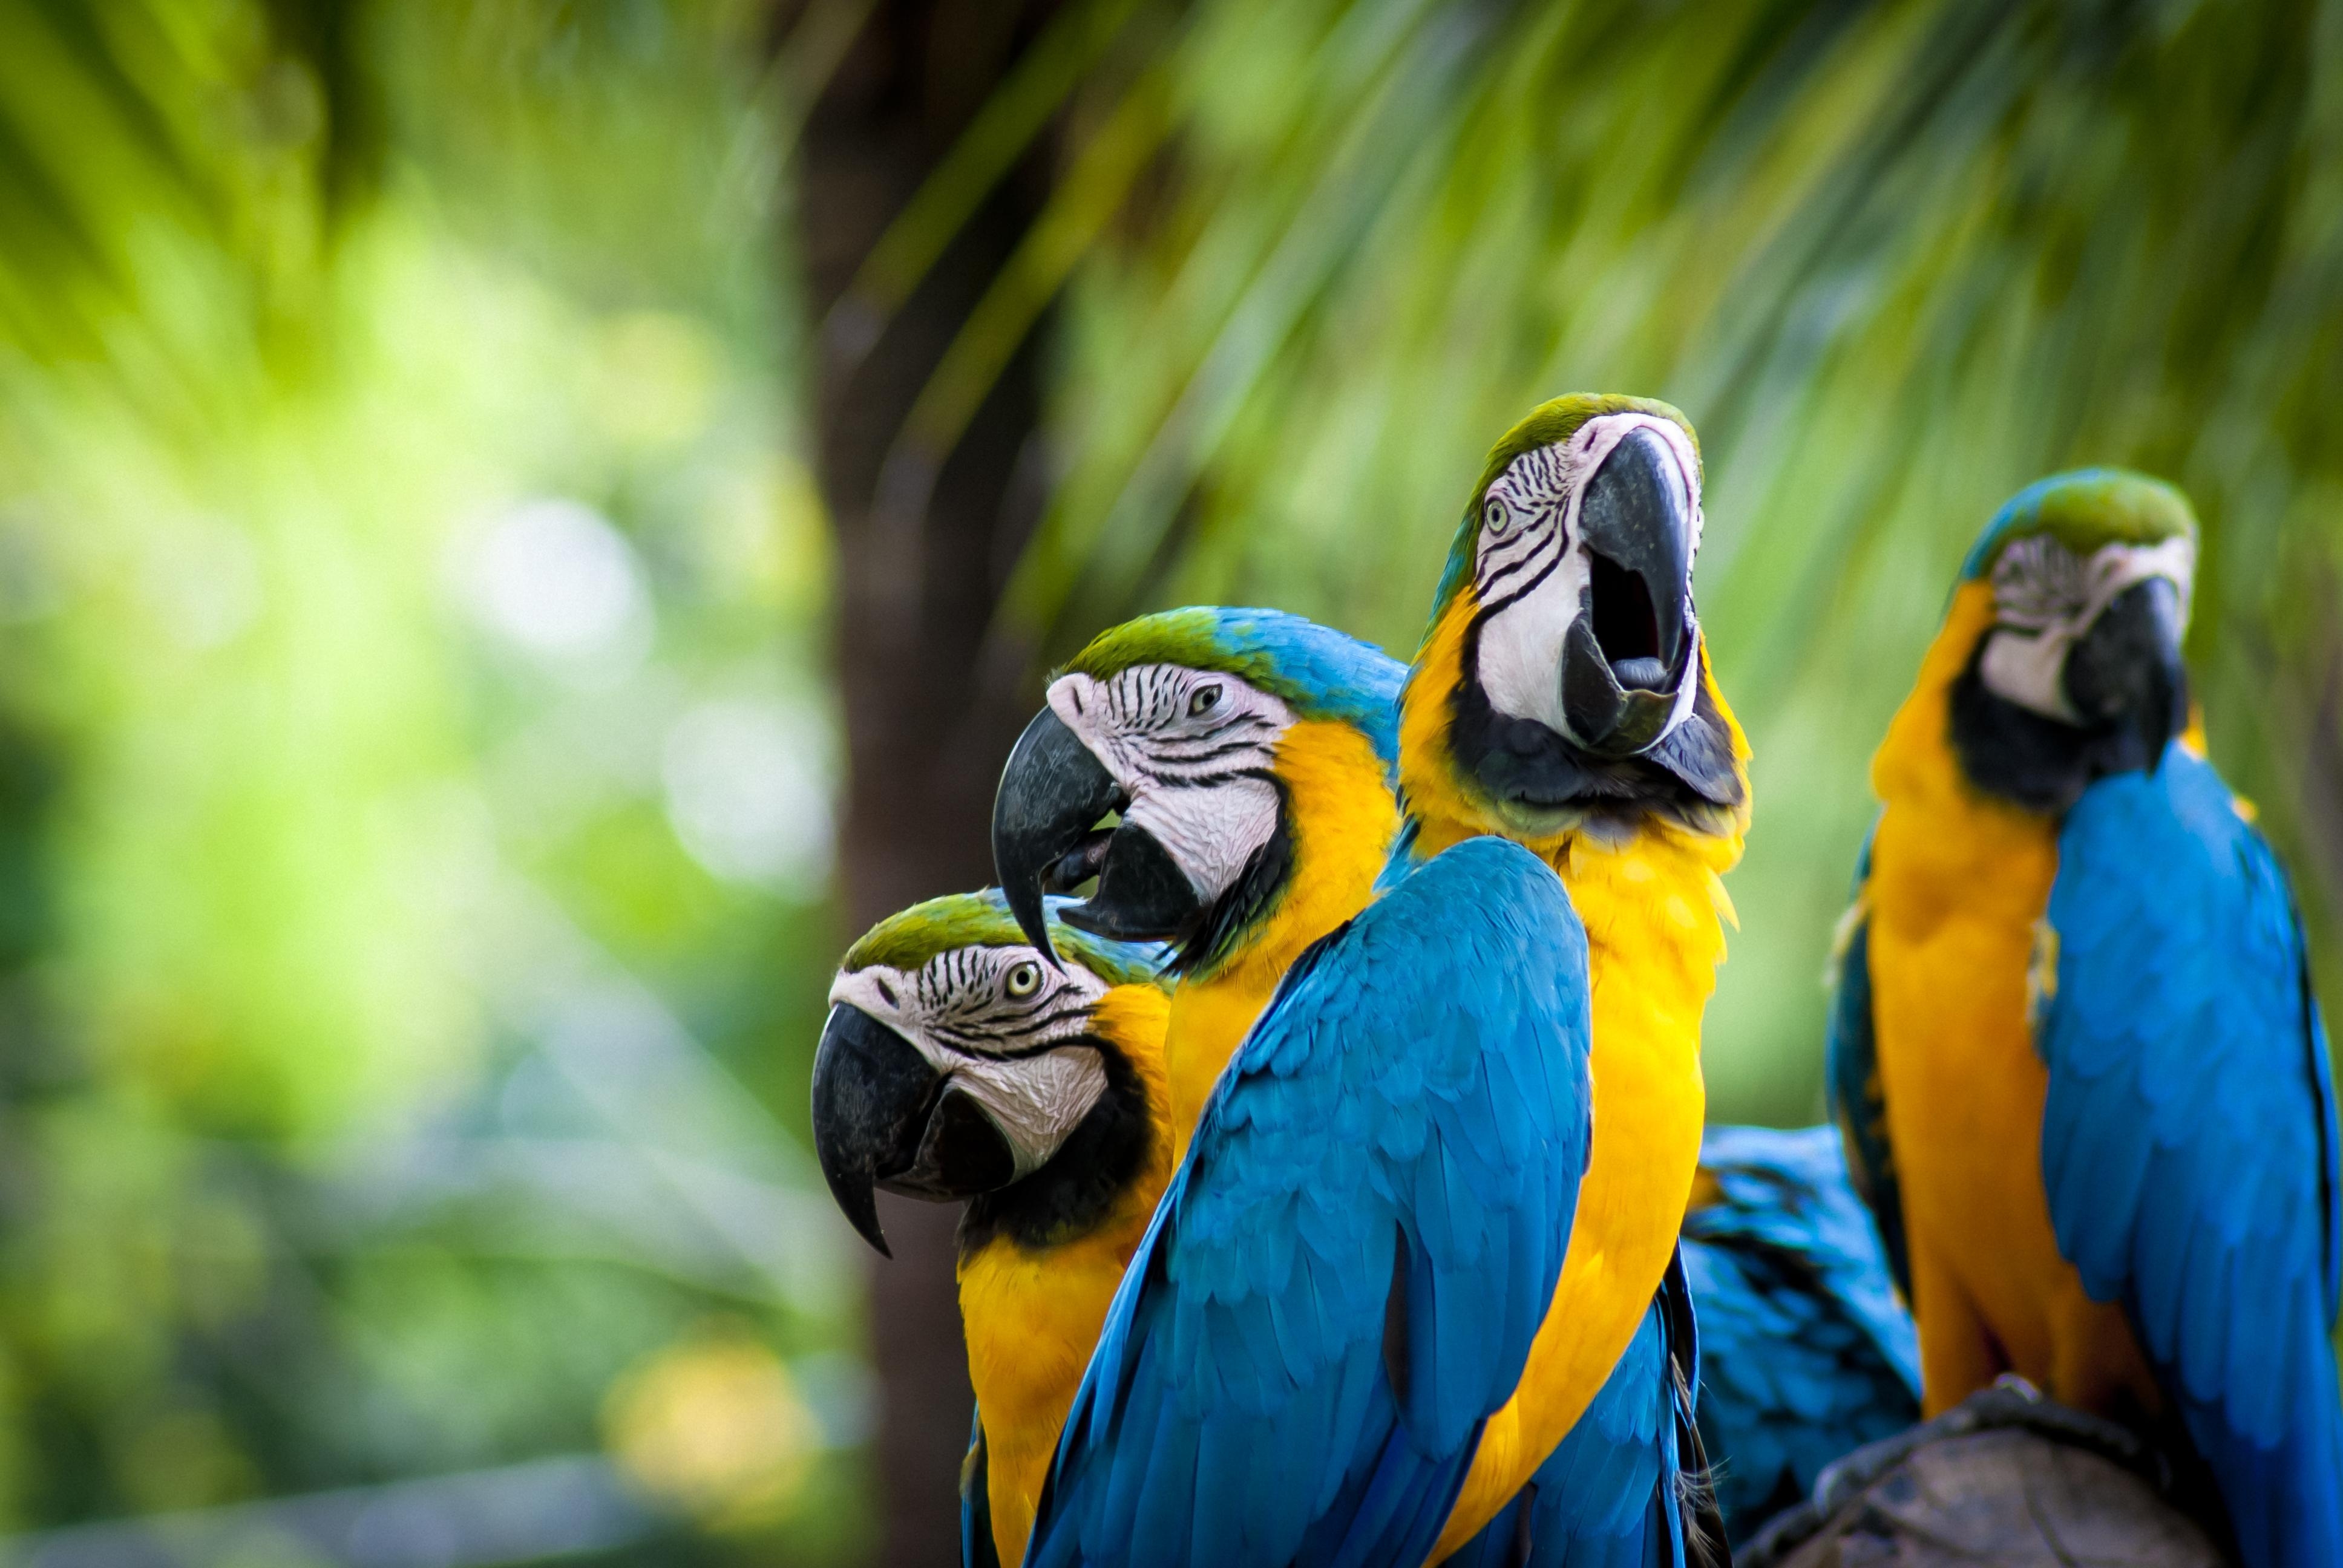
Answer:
xmin=1679 ymin=1125 xmax=1919 ymax=1543
xmin=1828 ymin=470 xmax=2342 ymax=1568
xmin=1006 ymin=396 xmax=1749 ymax=1566
xmin=992 ymin=607 xmax=1405 ymax=1160
xmin=808 ymin=892 xmax=1173 ymax=1567
xmin=1393 ymin=395 xmax=1748 ymax=1566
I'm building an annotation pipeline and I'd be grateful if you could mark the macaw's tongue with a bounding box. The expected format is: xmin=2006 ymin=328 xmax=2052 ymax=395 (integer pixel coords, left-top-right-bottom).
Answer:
xmin=1610 ymin=655 xmax=1669 ymax=692
xmin=1589 ymin=549 xmax=1674 ymax=688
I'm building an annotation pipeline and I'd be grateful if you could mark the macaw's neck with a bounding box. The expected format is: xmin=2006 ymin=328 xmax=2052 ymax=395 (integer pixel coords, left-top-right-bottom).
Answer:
xmin=957 ymin=984 xmax=1172 ymax=1568
xmin=1161 ymin=717 xmax=1400 ymax=1160
xmin=1399 ymin=589 xmax=1748 ymax=855
xmin=1875 ymin=580 xmax=2209 ymax=914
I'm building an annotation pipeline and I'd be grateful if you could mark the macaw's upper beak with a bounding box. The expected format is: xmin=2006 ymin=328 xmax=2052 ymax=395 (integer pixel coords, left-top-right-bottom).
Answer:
xmin=2063 ymin=576 xmax=2186 ymax=768
xmin=991 ymin=707 xmax=1204 ymax=959
xmin=809 ymin=1004 xmax=1017 ymax=1257
xmin=1559 ymin=428 xmax=1695 ymax=758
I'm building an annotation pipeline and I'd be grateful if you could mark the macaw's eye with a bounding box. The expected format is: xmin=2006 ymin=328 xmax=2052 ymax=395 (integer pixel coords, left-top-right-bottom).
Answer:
xmin=1004 ymin=961 xmax=1041 ymax=999
xmin=1483 ymin=495 xmax=1513 ymax=536
xmin=1188 ymin=683 xmax=1223 ymax=717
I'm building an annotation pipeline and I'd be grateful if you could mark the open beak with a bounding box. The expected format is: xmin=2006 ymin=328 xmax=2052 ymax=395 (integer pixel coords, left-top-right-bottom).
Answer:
xmin=1559 ymin=428 xmax=1695 ymax=757
xmin=809 ymin=1004 xmax=1018 ymax=1256
xmin=2063 ymin=577 xmax=2185 ymax=766
xmin=991 ymin=707 xmax=1204 ymax=957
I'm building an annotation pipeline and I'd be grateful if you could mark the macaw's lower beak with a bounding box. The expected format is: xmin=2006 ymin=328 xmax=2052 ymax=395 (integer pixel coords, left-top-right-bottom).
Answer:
xmin=1560 ymin=428 xmax=1694 ymax=758
xmin=1055 ymin=823 xmax=1200 ymax=946
xmin=991 ymin=707 xmax=1204 ymax=957
xmin=2064 ymin=577 xmax=2185 ymax=767
xmin=809 ymin=1004 xmax=1017 ymax=1257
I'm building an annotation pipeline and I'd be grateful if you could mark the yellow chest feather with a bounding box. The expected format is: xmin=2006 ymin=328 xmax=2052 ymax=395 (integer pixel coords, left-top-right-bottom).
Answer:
xmin=960 ymin=984 xmax=1172 ymax=1567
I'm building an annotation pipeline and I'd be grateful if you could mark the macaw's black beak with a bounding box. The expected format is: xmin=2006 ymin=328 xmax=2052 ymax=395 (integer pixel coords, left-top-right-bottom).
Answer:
xmin=810 ymin=1004 xmax=1018 ymax=1257
xmin=992 ymin=707 xmax=1122 ymax=964
xmin=1560 ymin=428 xmax=1694 ymax=758
xmin=2063 ymin=576 xmax=2187 ymax=769
xmin=991 ymin=707 xmax=1204 ymax=955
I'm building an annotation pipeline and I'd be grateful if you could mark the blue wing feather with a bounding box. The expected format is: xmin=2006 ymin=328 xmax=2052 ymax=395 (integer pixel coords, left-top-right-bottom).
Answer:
xmin=2039 ymin=744 xmax=2343 ymax=1568
xmin=964 ymin=1407 xmax=999 ymax=1568
xmin=2314 ymin=978 xmax=2339 ymax=1320
xmin=1443 ymin=1256 xmax=1702 ymax=1568
xmin=1028 ymin=836 xmax=1596 ymax=1568
xmin=1823 ymin=825 xmax=1911 ymax=1300
xmin=1680 ymin=1125 xmax=1921 ymax=1543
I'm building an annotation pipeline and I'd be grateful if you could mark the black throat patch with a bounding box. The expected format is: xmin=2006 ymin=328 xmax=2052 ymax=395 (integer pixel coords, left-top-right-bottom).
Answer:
xmin=1946 ymin=637 xmax=2186 ymax=816
xmin=1446 ymin=613 xmax=1743 ymax=838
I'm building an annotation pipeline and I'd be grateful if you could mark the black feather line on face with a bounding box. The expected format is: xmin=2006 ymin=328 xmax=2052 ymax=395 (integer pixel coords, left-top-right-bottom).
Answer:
xmin=956 ymin=1036 xmax=1157 ymax=1256
xmin=926 ymin=997 xmax=1100 ymax=1057
xmin=1144 ymin=765 xmax=1280 ymax=792
xmin=1152 ymin=736 xmax=1279 ymax=768
xmin=1475 ymin=548 xmax=1562 ymax=619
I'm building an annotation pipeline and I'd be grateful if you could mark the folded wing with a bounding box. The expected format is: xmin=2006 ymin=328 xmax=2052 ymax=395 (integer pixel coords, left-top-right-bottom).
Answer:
xmin=2039 ymin=745 xmax=2343 ymax=1568
xmin=1027 ymin=836 xmax=1595 ymax=1568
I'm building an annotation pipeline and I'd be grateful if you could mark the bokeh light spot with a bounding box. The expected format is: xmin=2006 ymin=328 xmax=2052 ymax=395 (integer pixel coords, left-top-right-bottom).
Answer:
xmin=603 ymin=1327 xmax=818 ymax=1530
xmin=465 ymin=499 xmax=649 ymax=666
xmin=661 ymin=696 xmax=833 ymax=889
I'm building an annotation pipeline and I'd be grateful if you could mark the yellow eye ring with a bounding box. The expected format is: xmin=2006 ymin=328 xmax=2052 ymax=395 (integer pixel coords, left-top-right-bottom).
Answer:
xmin=1188 ymin=683 xmax=1223 ymax=717
xmin=1004 ymin=961 xmax=1041 ymax=999
xmin=1483 ymin=495 xmax=1513 ymax=535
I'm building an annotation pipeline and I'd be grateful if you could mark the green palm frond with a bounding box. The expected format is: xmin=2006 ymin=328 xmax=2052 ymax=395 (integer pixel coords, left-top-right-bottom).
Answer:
xmin=840 ymin=0 xmax=2343 ymax=1118
xmin=0 ymin=0 xmax=374 ymax=377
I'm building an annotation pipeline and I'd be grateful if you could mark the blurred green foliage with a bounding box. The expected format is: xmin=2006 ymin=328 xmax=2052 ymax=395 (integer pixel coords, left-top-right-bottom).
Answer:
xmin=0 ymin=1 xmax=868 ymax=1561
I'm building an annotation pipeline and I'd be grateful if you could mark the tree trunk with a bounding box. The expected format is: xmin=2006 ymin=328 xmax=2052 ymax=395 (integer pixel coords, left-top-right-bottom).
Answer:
xmin=794 ymin=3 xmax=1059 ymax=1561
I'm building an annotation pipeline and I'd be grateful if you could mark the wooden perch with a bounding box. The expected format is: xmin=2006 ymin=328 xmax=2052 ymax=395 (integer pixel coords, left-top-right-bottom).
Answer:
xmin=1743 ymin=1380 xmax=2224 ymax=1567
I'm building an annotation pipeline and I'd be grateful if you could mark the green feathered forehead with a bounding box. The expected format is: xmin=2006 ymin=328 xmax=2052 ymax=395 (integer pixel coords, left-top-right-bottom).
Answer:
xmin=1961 ymin=468 xmax=2198 ymax=580
xmin=1061 ymin=607 xmax=1387 ymax=711
xmin=1424 ymin=394 xmax=1700 ymax=627
xmin=1058 ymin=606 xmax=1403 ymax=760
xmin=1066 ymin=607 xmax=1283 ymax=690
xmin=839 ymin=890 xmax=1165 ymax=989
xmin=1468 ymin=394 xmax=1700 ymax=506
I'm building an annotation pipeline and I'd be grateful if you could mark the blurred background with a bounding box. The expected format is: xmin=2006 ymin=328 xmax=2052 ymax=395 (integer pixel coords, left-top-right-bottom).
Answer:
xmin=0 ymin=0 xmax=2335 ymax=1563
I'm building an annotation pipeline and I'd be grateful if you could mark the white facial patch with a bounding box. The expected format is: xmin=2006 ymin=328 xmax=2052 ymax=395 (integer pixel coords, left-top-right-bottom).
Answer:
xmin=828 ymin=945 xmax=1113 ymax=1178
xmin=1472 ymin=412 xmax=1705 ymax=743
xmin=1978 ymin=535 xmax=2196 ymax=722
xmin=1047 ymin=665 xmax=1294 ymax=904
